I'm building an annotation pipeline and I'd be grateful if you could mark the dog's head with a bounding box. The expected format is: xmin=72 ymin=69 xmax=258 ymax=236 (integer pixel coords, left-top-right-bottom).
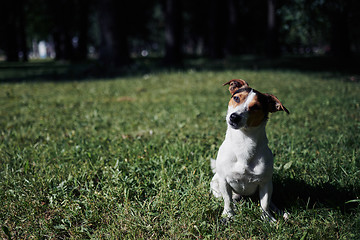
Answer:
xmin=223 ymin=79 xmax=289 ymax=129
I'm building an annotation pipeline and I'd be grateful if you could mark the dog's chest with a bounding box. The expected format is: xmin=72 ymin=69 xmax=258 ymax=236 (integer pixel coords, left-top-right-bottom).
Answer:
xmin=226 ymin=154 xmax=269 ymax=195
xmin=215 ymin=125 xmax=274 ymax=196
xmin=222 ymin=131 xmax=273 ymax=195
xmin=230 ymin=150 xmax=267 ymax=179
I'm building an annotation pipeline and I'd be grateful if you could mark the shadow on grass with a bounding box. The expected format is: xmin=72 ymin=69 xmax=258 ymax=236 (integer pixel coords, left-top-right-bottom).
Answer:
xmin=1 ymin=55 xmax=360 ymax=83
xmin=272 ymin=176 xmax=359 ymax=213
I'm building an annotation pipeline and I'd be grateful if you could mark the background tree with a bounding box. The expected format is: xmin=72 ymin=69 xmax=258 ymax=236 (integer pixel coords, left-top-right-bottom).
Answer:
xmin=266 ymin=0 xmax=280 ymax=57
xmin=225 ymin=0 xmax=239 ymax=56
xmin=97 ymin=0 xmax=131 ymax=66
xmin=278 ymin=0 xmax=330 ymax=54
xmin=208 ymin=0 xmax=227 ymax=59
xmin=327 ymin=0 xmax=351 ymax=57
xmin=74 ymin=0 xmax=92 ymax=61
xmin=1 ymin=0 xmax=360 ymax=64
xmin=238 ymin=1 xmax=267 ymax=54
xmin=164 ymin=0 xmax=183 ymax=66
xmin=0 ymin=1 xmax=28 ymax=61
xmin=50 ymin=0 xmax=74 ymax=61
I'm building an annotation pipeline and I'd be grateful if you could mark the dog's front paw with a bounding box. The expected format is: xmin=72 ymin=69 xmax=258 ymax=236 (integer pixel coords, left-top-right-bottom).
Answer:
xmin=261 ymin=211 xmax=276 ymax=223
xmin=220 ymin=210 xmax=235 ymax=225
xmin=232 ymin=193 xmax=243 ymax=202
xmin=220 ymin=216 xmax=232 ymax=225
xmin=222 ymin=209 xmax=235 ymax=218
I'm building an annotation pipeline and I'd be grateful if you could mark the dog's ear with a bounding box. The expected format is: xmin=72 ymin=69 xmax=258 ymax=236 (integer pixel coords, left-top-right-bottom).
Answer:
xmin=223 ymin=79 xmax=249 ymax=95
xmin=265 ymin=94 xmax=290 ymax=114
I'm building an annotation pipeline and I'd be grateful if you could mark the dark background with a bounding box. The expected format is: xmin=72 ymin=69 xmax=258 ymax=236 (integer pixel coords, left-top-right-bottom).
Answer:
xmin=0 ymin=0 xmax=359 ymax=73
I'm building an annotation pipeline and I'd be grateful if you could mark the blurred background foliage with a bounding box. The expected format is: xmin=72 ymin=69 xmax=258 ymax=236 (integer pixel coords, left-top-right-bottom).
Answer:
xmin=0 ymin=0 xmax=359 ymax=68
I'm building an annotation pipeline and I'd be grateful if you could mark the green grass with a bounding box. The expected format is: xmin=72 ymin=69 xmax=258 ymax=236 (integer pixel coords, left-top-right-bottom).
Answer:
xmin=1 ymin=67 xmax=359 ymax=239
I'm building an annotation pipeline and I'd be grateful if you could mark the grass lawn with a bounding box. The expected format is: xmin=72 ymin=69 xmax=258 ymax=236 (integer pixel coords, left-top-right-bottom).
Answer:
xmin=1 ymin=64 xmax=359 ymax=239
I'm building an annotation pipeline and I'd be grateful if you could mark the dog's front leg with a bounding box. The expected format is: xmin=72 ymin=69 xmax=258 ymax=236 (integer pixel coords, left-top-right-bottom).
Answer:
xmin=259 ymin=181 xmax=276 ymax=222
xmin=219 ymin=178 xmax=235 ymax=218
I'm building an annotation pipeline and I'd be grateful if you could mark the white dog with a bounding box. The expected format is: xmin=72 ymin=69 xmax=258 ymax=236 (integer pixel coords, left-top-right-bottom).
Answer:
xmin=210 ymin=79 xmax=289 ymax=221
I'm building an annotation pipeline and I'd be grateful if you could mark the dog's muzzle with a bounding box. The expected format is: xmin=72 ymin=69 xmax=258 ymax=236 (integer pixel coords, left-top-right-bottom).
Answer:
xmin=229 ymin=112 xmax=246 ymax=129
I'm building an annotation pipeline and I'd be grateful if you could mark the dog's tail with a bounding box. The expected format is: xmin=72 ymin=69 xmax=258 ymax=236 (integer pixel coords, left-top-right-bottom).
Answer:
xmin=210 ymin=159 xmax=222 ymax=198
xmin=210 ymin=158 xmax=217 ymax=173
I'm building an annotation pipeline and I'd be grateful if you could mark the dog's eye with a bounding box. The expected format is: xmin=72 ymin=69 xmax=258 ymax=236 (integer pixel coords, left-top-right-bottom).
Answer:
xmin=233 ymin=96 xmax=240 ymax=103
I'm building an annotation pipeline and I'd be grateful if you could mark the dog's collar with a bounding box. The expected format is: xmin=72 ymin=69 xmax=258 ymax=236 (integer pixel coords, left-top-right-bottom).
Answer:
xmin=231 ymin=88 xmax=253 ymax=97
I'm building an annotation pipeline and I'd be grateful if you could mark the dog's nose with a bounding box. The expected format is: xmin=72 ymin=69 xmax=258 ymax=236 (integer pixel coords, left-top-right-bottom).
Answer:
xmin=230 ymin=113 xmax=242 ymax=123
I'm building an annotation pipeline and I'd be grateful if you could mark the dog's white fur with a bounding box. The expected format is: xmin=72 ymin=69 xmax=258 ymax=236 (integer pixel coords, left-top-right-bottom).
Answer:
xmin=210 ymin=79 xmax=289 ymax=221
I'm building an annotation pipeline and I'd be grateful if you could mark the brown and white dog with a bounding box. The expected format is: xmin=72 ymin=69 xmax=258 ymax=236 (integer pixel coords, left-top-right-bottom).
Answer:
xmin=210 ymin=79 xmax=289 ymax=221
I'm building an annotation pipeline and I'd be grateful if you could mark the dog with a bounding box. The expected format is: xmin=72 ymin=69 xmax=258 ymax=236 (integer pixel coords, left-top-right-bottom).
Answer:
xmin=210 ymin=79 xmax=289 ymax=222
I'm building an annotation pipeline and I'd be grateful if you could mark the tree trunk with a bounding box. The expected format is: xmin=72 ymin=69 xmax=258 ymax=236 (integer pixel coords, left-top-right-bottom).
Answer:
xmin=266 ymin=0 xmax=280 ymax=58
xmin=4 ymin=2 xmax=20 ymax=61
xmin=53 ymin=29 xmax=72 ymax=61
xmin=19 ymin=0 xmax=28 ymax=61
xmin=51 ymin=0 xmax=74 ymax=61
xmin=164 ymin=0 xmax=183 ymax=66
xmin=330 ymin=5 xmax=350 ymax=57
xmin=77 ymin=0 xmax=92 ymax=61
xmin=208 ymin=0 xmax=226 ymax=59
xmin=98 ymin=0 xmax=130 ymax=67
xmin=225 ymin=0 xmax=238 ymax=56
